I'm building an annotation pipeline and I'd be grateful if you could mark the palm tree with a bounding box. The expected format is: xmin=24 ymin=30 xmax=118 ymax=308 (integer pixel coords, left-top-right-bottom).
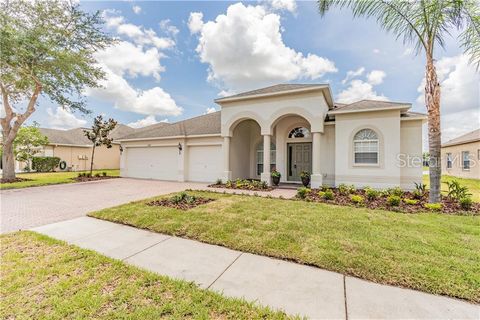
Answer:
xmin=318 ymin=0 xmax=479 ymax=203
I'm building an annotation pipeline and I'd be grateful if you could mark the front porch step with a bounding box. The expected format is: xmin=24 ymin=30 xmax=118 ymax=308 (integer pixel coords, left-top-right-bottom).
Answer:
xmin=276 ymin=182 xmax=302 ymax=190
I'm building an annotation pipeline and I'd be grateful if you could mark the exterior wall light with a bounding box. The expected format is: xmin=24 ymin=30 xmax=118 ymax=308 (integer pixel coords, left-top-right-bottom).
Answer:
xmin=178 ymin=142 xmax=183 ymax=154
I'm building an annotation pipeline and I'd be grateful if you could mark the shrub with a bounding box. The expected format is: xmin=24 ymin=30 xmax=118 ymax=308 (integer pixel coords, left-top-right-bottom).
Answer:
xmin=387 ymin=195 xmax=401 ymax=206
xmin=102 ymin=172 xmax=107 ymax=177
xmin=445 ymin=180 xmax=471 ymax=200
xmin=414 ymin=182 xmax=427 ymax=194
xmin=323 ymin=189 xmax=334 ymax=200
xmin=300 ymin=171 xmax=310 ymax=179
xmin=412 ymin=189 xmax=424 ymax=199
xmin=317 ymin=191 xmax=325 ymax=198
xmin=386 ymin=187 xmax=403 ymax=197
xmin=77 ymin=172 xmax=85 ymax=177
xmin=404 ymin=199 xmax=419 ymax=205
xmin=297 ymin=187 xmax=311 ymax=199
xmin=365 ymin=188 xmax=379 ymax=201
xmin=85 ymin=173 xmax=92 ymax=178
xmin=94 ymin=173 xmax=101 ymax=177
xmin=459 ymin=197 xmax=473 ymax=210
xmin=271 ymin=170 xmax=281 ymax=178
xmin=320 ymin=184 xmax=330 ymax=191
xmin=338 ymin=183 xmax=355 ymax=195
xmin=31 ymin=156 xmax=60 ymax=172
xmin=424 ymin=203 xmax=442 ymax=211
xmin=350 ymin=194 xmax=364 ymax=205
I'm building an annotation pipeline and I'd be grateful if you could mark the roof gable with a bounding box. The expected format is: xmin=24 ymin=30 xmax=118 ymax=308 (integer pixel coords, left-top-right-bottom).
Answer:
xmin=442 ymin=129 xmax=480 ymax=147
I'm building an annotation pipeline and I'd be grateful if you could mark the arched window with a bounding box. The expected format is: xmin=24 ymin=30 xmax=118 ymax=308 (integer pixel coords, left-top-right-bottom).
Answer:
xmin=256 ymin=142 xmax=276 ymax=176
xmin=353 ymin=129 xmax=379 ymax=164
xmin=288 ymin=127 xmax=310 ymax=138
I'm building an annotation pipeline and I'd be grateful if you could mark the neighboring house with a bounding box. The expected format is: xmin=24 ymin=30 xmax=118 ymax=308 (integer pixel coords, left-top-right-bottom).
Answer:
xmin=118 ymin=84 xmax=426 ymax=189
xmin=441 ymin=129 xmax=480 ymax=179
xmin=16 ymin=124 xmax=134 ymax=172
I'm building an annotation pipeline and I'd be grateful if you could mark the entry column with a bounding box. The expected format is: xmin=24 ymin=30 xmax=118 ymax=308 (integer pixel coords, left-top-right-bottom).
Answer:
xmin=222 ymin=136 xmax=232 ymax=182
xmin=311 ymin=132 xmax=323 ymax=188
xmin=261 ymin=134 xmax=272 ymax=186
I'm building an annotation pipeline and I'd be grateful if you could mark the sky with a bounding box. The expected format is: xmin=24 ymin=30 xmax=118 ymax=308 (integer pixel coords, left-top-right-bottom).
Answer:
xmin=26 ymin=0 xmax=479 ymax=144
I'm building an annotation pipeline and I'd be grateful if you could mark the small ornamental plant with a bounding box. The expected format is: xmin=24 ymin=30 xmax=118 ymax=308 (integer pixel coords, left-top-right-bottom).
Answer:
xmin=404 ymin=199 xmax=419 ymax=205
xmin=365 ymin=188 xmax=379 ymax=200
xmin=387 ymin=195 xmax=401 ymax=206
xmin=271 ymin=169 xmax=281 ymax=186
xmin=297 ymin=187 xmax=311 ymax=199
xmin=323 ymin=189 xmax=334 ymax=200
xmin=459 ymin=197 xmax=473 ymax=210
xmin=424 ymin=203 xmax=442 ymax=211
xmin=350 ymin=194 xmax=364 ymax=205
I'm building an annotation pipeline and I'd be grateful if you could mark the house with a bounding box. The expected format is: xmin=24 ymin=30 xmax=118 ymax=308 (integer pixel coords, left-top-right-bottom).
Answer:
xmin=118 ymin=84 xmax=426 ymax=189
xmin=16 ymin=124 xmax=134 ymax=172
xmin=441 ymin=129 xmax=480 ymax=179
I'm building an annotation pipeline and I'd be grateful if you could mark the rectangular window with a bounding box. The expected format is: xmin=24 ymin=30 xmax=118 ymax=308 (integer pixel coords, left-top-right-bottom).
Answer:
xmin=462 ymin=151 xmax=470 ymax=170
xmin=354 ymin=141 xmax=378 ymax=164
xmin=477 ymin=149 xmax=480 ymax=160
xmin=256 ymin=150 xmax=276 ymax=176
xmin=446 ymin=153 xmax=452 ymax=169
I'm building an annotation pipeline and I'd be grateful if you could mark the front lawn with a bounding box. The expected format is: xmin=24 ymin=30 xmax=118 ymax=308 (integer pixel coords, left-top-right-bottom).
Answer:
xmin=423 ymin=174 xmax=480 ymax=202
xmin=0 ymin=232 xmax=290 ymax=319
xmin=0 ymin=169 xmax=119 ymax=190
xmin=90 ymin=191 xmax=480 ymax=303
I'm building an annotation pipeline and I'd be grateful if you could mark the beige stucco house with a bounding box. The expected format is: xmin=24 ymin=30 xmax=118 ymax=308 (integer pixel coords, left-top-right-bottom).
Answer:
xmin=16 ymin=125 xmax=134 ymax=172
xmin=441 ymin=129 xmax=480 ymax=179
xmin=118 ymin=84 xmax=426 ymax=189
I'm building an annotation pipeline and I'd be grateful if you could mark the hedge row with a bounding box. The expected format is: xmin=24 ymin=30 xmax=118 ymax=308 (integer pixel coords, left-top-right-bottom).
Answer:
xmin=31 ymin=156 xmax=60 ymax=172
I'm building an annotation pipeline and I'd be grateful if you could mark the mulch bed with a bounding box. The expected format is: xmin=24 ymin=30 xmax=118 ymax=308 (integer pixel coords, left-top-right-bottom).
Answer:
xmin=72 ymin=176 xmax=119 ymax=182
xmin=0 ymin=177 xmax=32 ymax=184
xmin=208 ymin=183 xmax=274 ymax=192
xmin=147 ymin=197 xmax=214 ymax=210
xmin=303 ymin=188 xmax=480 ymax=215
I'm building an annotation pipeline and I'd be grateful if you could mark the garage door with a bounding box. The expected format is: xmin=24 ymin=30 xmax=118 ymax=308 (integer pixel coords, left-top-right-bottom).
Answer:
xmin=125 ymin=146 xmax=178 ymax=180
xmin=187 ymin=145 xmax=222 ymax=182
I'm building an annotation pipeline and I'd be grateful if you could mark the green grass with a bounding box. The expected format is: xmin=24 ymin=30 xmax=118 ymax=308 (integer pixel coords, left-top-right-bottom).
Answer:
xmin=0 ymin=231 xmax=291 ymax=319
xmin=90 ymin=191 xmax=480 ymax=303
xmin=423 ymin=174 xmax=480 ymax=202
xmin=0 ymin=169 xmax=120 ymax=190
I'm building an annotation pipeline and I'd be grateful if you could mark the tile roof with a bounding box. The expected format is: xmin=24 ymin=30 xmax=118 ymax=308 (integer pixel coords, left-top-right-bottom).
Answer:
xmin=39 ymin=124 xmax=135 ymax=146
xmin=329 ymin=100 xmax=411 ymax=113
xmin=118 ymin=111 xmax=221 ymax=140
xmin=215 ymin=83 xmax=329 ymax=102
xmin=442 ymin=129 xmax=480 ymax=147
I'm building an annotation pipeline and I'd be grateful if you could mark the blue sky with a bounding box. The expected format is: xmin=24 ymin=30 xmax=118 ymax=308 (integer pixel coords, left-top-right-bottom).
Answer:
xmin=29 ymin=0 xmax=478 ymax=142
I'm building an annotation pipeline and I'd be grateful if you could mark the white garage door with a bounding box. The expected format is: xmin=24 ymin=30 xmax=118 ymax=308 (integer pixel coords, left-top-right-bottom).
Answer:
xmin=126 ymin=146 xmax=178 ymax=180
xmin=187 ymin=145 xmax=222 ymax=182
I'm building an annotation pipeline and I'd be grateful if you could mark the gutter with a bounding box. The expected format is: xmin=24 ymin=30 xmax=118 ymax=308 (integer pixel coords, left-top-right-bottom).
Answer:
xmin=116 ymin=133 xmax=221 ymax=142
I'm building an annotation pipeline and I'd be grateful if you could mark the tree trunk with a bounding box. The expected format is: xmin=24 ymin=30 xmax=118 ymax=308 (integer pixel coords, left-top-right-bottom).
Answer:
xmin=425 ymin=55 xmax=442 ymax=203
xmin=90 ymin=145 xmax=95 ymax=175
xmin=1 ymin=140 xmax=16 ymax=180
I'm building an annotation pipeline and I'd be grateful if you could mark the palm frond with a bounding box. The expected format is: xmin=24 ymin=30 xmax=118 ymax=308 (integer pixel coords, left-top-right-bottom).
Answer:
xmin=459 ymin=1 xmax=480 ymax=68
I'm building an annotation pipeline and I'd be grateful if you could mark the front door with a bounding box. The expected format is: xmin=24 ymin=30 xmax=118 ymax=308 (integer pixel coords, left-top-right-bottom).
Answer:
xmin=287 ymin=143 xmax=312 ymax=181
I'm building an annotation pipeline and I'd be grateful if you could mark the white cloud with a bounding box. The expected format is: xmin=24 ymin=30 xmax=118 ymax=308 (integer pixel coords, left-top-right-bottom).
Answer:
xmin=342 ymin=67 xmax=365 ymax=84
xmin=265 ymin=0 xmax=297 ymax=13
xmin=103 ymin=11 xmax=174 ymax=50
xmin=188 ymin=12 xmax=204 ymax=34
xmin=373 ymin=48 xmax=381 ymax=54
xmin=132 ymin=5 xmax=141 ymax=14
xmin=128 ymin=115 xmax=158 ymax=128
xmin=337 ymin=80 xmax=388 ymax=103
xmin=46 ymin=107 xmax=87 ymax=130
xmin=416 ymin=54 xmax=480 ymax=142
xmin=95 ymin=41 xmax=164 ymax=81
xmin=190 ymin=3 xmax=337 ymax=93
xmin=86 ymin=68 xmax=182 ymax=116
xmin=159 ymin=19 xmax=179 ymax=37
xmin=366 ymin=70 xmax=386 ymax=85
xmin=205 ymin=107 xmax=216 ymax=114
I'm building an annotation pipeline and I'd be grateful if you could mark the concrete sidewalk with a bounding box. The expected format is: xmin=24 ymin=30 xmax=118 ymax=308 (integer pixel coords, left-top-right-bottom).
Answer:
xmin=31 ymin=217 xmax=479 ymax=319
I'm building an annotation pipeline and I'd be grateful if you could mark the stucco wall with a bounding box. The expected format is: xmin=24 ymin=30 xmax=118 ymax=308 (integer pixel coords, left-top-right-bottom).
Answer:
xmin=334 ymin=110 xmax=402 ymax=189
xmin=441 ymin=141 xmax=480 ymax=179
xmin=321 ymin=124 xmax=336 ymax=186
xmin=43 ymin=145 xmax=120 ymax=171
xmin=230 ymin=120 xmax=260 ymax=179
xmin=400 ymin=120 xmax=424 ymax=189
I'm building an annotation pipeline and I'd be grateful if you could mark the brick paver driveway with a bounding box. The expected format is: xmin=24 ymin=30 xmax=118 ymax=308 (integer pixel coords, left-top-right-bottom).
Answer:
xmin=0 ymin=178 xmax=207 ymax=234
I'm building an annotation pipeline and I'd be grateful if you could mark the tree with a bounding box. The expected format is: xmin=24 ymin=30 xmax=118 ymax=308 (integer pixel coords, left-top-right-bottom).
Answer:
xmin=84 ymin=115 xmax=117 ymax=175
xmin=14 ymin=124 xmax=49 ymax=171
xmin=0 ymin=0 xmax=113 ymax=180
xmin=318 ymin=0 xmax=480 ymax=202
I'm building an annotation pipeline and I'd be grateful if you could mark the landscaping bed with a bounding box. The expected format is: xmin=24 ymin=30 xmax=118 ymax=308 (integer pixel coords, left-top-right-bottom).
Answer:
xmin=296 ymin=185 xmax=480 ymax=215
xmin=147 ymin=192 xmax=214 ymax=210
xmin=72 ymin=175 xmax=119 ymax=182
xmin=1 ymin=231 xmax=289 ymax=319
xmin=90 ymin=190 xmax=480 ymax=303
xmin=209 ymin=178 xmax=273 ymax=191
xmin=0 ymin=177 xmax=32 ymax=184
